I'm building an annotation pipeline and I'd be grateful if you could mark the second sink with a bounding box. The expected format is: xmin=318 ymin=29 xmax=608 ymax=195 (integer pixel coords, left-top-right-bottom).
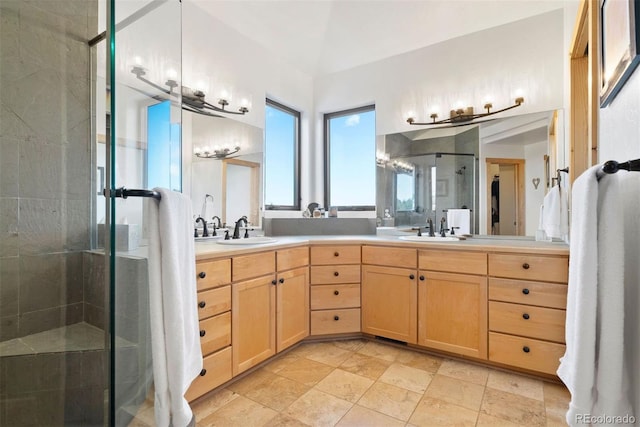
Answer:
xmin=398 ymin=235 xmax=460 ymax=242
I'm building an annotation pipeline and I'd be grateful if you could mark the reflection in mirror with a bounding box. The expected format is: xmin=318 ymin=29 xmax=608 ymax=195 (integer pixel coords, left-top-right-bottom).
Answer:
xmin=184 ymin=111 xmax=263 ymax=229
xmin=377 ymin=110 xmax=565 ymax=237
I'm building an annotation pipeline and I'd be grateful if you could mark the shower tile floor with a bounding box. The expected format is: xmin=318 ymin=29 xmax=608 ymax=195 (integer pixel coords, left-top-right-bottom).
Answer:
xmin=130 ymin=339 xmax=570 ymax=426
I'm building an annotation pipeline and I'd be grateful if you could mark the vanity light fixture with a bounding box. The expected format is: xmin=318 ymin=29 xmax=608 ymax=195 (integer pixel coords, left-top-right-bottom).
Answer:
xmin=406 ymin=97 xmax=524 ymax=126
xmin=193 ymin=145 xmax=241 ymax=159
xmin=131 ymin=66 xmax=250 ymax=117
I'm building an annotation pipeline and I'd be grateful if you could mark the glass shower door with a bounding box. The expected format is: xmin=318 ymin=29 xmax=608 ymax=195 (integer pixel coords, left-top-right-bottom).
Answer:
xmin=432 ymin=153 xmax=476 ymax=234
xmin=104 ymin=0 xmax=182 ymax=424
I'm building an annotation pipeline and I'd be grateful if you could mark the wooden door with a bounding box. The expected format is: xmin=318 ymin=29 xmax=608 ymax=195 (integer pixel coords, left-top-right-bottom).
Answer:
xmin=361 ymin=265 xmax=417 ymax=344
xmin=277 ymin=266 xmax=309 ymax=352
xmin=418 ymin=271 xmax=487 ymax=359
xmin=232 ymin=274 xmax=276 ymax=375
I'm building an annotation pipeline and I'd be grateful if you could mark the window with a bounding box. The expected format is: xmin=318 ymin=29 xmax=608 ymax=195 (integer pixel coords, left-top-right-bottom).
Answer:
xmin=395 ymin=171 xmax=415 ymax=212
xmin=324 ymin=105 xmax=376 ymax=210
xmin=264 ymin=99 xmax=300 ymax=210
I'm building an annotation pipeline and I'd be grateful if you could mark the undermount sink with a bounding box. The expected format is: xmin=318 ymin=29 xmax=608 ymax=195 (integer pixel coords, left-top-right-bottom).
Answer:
xmin=216 ymin=236 xmax=278 ymax=245
xmin=398 ymin=235 xmax=460 ymax=242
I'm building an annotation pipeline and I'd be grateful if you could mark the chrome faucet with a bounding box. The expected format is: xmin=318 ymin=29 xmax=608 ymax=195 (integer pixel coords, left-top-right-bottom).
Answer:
xmin=232 ymin=216 xmax=248 ymax=239
xmin=211 ymin=215 xmax=222 ymax=236
xmin=195 ymin=216 xmax=208 ymax=237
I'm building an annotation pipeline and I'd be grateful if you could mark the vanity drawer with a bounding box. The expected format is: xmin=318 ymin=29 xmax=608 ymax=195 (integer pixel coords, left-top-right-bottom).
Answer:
xmin=489 ymin=301 xmax=566 ymax=343
xmin=489 ymin=332 xmax=565 ymax=375
xmin=232 ymin=251 xmax=276 ymax=282
xmin=310 ymin=308 xmax=361 ymax=335
xmin=277 ymin=246 xmax=309 ymax=271
xmin=362 ymin=245 xmax=417 ymax=269
xmin=489 ymin=278 xmax=567 ymax=309
xmin=185 ymin=346 xmax=232 ymax=402
xmin=419 ymin=249 xmax=487 ymax=275
xmin=488 ymin=254 xmax=568 ymax=283
xmin=310 ymin=265 xmax=361 ymax=284
xmin=311 ymin=246 xmax=361 ymax=265
xmin=311 ymin=284 xmax=361 ymax=310
xmin=197 ymin=285 xmax=231 ymax=320
xmin=200 ymin=311 xmax=231 ymax=356
xmin=196 ymin=258 xmax=231 ymax=291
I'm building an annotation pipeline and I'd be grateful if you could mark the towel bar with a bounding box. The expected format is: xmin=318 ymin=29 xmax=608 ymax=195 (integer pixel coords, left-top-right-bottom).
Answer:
xmin=104 ymin=187 xmax=162 ymax=200
xmin=596 ymin=158 xmax=640 ymax=181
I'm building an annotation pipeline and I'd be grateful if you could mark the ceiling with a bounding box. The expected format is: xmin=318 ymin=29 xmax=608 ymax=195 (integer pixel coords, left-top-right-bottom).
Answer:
xmin=193 ymin=0 xmax=568 ymax=77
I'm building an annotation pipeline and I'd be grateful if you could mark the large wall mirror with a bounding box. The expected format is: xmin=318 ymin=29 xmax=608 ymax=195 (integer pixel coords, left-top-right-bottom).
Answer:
xmin=184 ymin=112 xmax=263 ymax=229
xmin=377 ymin=110 xmax=564 ymax=237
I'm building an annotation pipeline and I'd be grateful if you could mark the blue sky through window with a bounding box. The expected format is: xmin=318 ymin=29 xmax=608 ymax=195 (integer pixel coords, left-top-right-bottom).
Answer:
xmin=265 ymin=103 xmax=297 ymax=207
xmin=328 ymin=108 xmax=375 ymax=207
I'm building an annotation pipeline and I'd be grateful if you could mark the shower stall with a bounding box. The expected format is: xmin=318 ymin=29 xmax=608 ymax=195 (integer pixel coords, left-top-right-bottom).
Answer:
xmin=380 ymin=153 xmax=478 ymax=233
xmin=0 ymin=0 xmax=179 ymax=425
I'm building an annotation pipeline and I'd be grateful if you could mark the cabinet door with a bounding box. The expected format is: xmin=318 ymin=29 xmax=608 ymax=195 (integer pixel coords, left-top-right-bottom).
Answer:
xmin=232 ymin=274 xmax=276 ymax=375
xmin=277 ymin=266 xmax=309 ymax=352
xmin=361 ymin=265 xmax=417 ymax=344
xmin=418 ymin=271 xmax=488 ymax=359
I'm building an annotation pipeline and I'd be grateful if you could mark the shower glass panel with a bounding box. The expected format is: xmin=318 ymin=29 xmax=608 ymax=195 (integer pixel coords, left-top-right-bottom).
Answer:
xmin=432 ymin=153 xmax=476 ymax=232
xmin=105 ymin=0 xmax=182 ymax=425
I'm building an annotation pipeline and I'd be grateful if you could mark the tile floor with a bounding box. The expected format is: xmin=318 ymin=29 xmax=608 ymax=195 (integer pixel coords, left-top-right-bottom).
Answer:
xmin=133 ymin=339 xmax=571 ymax=426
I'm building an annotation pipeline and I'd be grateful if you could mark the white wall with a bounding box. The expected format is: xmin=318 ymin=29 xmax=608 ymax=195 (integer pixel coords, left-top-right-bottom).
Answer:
xmin=597 ymin=67 xmax=640 ymax=421
xmin=313 ymin=9 xmax=566 ymax=210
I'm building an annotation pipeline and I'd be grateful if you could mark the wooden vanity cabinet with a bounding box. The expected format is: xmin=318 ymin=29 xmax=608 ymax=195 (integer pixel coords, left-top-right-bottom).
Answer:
xmin=276 ymin=247 xmax=310 ymax=352
xmin=186 ymin=258 xmax=233 ymax=402
xmin=417 ymin=249 xmax=488 ymax=359
xmin=361 ymin=246 xmax=418 ymax=344
xmin=487 ymin=253 xmax=568 ymax=375
xmin=310 ymin=245 xmax=362 ymax=335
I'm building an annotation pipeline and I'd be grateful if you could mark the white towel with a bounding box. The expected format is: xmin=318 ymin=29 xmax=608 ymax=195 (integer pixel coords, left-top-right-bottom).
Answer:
xmin=446 ymin=209 xmax=471 ymax=235
xmin=557 ymin=165 xmax=632 ymax=425
xmin=148 ymin=188 xmax=202 ymax=427
xmin=540 ymin=184 xmax=569 ymax=239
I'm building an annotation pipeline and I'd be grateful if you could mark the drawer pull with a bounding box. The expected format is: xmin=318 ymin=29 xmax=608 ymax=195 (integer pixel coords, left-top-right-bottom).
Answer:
xmin=279 ymin=278 xmax=285 ymax=284
xmin=522 ymin=288 xmax=530 ymax=295
xmin=199 ymin=330 xmax=206 ymax=337
xmin=198 ymin=271 xmax=206 ymax=279
xmin=409 ymin=274 xmax=415 ymax=280
xmin=271 ymin=279 xmax=277 ymax=285
xmin=334 ymin=290 xmax=340 ymax=295
xmin=419 ymin=275 xmax=425 ymax=281
xmin=198 ymin=301 xmax=206 ymax=308
xmin=334 ymin=271 xmax=339 ymax=277
xmin=522 ymin=263 xmax=530 ymax=270
xmin=200 ymin=369 xmax=207 ymax=376
xmin=523 ymin=346 xmax=530 ymax=353
xmin=334 ymin=252 xmax=340 ymax=257
xmin=334 ymin=315 xmax=340 ymax=321
xmin=522 ymin=313 xmax=530 ymax=320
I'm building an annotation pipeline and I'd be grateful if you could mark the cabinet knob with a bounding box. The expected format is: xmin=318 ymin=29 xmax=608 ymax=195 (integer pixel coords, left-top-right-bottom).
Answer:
xmin=522 ymin=263 xmax=530 ymax=270
xmin=271 ymin=279 xmax=277 ymax=285
xmin=198 ymin=301 xmax=206 ymax=308
xmin=279 ymin=278 xmax=285 ymax=284
xmin=409 ymin=274 xmax=415 ymax=280
xmin=334 ymin=252 xmax=340 ymax=257
xmin=419 ymin=275 xmax=425 ymax=281
xmin=334 ymin=271 xmax=339 ymax=277
xmin=522 ymin=346 xmax=530 ymax=353
xmin=334 ymin=315 xmax=340 ymax=321
xmin=334 ymin=290 xmax=340 ymax=295
xmin=198 ymin=271 xmax=206 ymax=279
xmin=522 ymin=288 xmax=530 ymax=295
xmin=199 ymin=369 xmax=207 ymax=376
xmin=199 ymin=330 xmax=206 ymax=337
xmin=522 ymin=313 xmax=530 ymax=320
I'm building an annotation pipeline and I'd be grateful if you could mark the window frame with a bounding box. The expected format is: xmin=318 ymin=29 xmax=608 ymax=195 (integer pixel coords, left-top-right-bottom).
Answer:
xmin=324 ymin=104 xmax=376 ymax=211
xmin=264 ymin=98 xmax=301 ymax=211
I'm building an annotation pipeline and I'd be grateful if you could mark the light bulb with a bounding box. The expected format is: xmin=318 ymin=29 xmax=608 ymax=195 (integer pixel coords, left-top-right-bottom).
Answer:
xmin=166 ymin=69 xmax=178 ymax=80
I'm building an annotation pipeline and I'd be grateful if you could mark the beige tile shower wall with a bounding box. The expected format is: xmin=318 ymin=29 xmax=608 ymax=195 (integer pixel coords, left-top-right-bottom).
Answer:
xmin=0 ymin=0 xmax=97 ymax=341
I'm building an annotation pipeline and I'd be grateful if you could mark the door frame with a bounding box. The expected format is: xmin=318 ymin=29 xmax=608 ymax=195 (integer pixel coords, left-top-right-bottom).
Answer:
xmin=485 ymin=158 xmax=525 ymax=235
xmin=221 ymin=158 xmax=261 ymax=226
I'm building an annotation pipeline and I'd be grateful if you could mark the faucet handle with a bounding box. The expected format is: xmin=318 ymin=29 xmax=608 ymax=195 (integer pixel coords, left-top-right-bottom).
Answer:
xmin=223 ymin=229 xmax=230 ymax=240
xmin=450 ymin=226 xmax=460 ymax=235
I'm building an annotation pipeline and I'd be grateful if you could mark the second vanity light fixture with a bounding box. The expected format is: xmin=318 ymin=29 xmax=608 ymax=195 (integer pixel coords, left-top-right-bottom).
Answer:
xmin=406 ymin=97 xmax=524 ymax=126
xmin=131 ymin=66 xmax=250 ymax=117
xmin=193 ymin=145 xmax=241 ymax=159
